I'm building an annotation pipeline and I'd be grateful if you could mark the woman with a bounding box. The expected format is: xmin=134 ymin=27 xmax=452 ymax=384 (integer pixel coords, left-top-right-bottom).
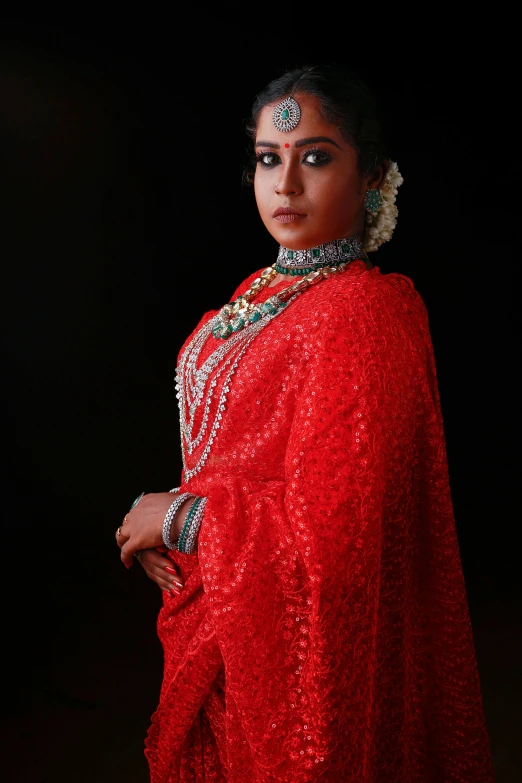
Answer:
xmin=116 ymin=65 xmax=496 ymax=782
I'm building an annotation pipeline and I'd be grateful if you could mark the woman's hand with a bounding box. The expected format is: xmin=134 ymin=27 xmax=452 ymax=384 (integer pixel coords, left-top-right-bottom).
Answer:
xmin=115 ymin=492 xmax=177 ymax=568
xmin=135 ymin=547 xmax=185 ymax=596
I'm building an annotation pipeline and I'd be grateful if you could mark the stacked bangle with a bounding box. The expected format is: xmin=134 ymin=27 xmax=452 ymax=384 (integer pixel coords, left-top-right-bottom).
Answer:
xmin=162 ymin=492 xmax=194 ymax=550
xmin=177 ymin=496 xmax=208 ymax=554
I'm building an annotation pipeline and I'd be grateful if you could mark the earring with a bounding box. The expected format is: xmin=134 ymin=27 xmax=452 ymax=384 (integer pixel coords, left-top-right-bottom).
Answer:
xmin=364 ymin=188 xmax=384 ymax=215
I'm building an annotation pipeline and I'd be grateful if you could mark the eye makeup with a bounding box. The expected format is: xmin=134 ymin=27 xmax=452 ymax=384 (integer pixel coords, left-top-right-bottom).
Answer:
xmin=255 ymin=146 xmax=333 ymax=169
xmin=255 ymin=151 xmax=280 ymax=168
xmin=300 ymin=147 xmax=332 ymax=166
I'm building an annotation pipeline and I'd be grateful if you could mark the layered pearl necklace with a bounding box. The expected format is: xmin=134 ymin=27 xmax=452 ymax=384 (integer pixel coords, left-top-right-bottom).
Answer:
xmin=175 ymin=236 xmax=365 ymax=480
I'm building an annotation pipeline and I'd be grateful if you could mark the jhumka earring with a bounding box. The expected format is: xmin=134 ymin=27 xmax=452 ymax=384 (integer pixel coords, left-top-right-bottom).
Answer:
xmin=363 ymin=188 xmax=384 ymax=215
xmin=272 ymin=96 xmax=301 ymax=132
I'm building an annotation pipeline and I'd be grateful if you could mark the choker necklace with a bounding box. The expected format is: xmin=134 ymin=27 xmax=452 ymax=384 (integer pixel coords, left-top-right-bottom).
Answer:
xmin=211 ymin=236 xmax=366 ymax=340
xmin=275 ymin=236 xmax=363 ymax=275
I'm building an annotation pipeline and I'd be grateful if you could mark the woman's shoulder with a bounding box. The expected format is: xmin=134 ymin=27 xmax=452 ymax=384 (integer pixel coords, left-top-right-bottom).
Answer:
xmin=320 ymin=261 xmax=429 ymax=330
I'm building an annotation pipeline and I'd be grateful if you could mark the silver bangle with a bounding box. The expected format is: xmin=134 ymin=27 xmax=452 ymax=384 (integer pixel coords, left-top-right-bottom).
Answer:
xmin=169 ymin=486 xmax=181 ymax=493
xmin=176 ymin=496 xmax=207 ymax=554
xmin=162 ymin=492 xmax=194 ymax=550
xmin=181 ymin=496 xmax=207 ymax=554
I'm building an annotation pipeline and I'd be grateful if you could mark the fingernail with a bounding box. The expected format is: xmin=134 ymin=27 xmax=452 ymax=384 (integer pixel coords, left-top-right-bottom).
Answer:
xmin=171 ymin=586 xmax=182 ymax=596
xmin=165 ymin=566 xmax=177 ymax=574
xmin=166 ymin=571 xmax=184 ymax=588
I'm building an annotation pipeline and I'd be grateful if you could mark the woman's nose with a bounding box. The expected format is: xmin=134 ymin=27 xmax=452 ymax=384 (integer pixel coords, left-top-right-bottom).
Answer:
xmin=275 ymin=162 xmax=303 ymax=196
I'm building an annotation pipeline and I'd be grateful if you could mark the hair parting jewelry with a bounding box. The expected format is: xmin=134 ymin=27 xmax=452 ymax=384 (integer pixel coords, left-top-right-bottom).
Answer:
xmin=272 ymin=95 xmax=301 ymax=132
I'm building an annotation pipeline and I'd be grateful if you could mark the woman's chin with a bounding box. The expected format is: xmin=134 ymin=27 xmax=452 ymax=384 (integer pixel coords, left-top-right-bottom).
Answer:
xmin=268 ymin=220 xmax=359 ymax=250
xmin=269 ymin=224 xmax=318 ymax=249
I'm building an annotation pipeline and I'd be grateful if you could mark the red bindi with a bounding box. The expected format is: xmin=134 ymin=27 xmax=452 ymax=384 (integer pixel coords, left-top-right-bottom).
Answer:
xmin=284 ymin=143 xmax=290 ymax=148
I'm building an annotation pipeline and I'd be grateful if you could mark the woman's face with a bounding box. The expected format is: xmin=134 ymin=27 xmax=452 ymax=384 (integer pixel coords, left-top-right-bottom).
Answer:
xmin=254 ymin=93 xmax=375 ymax=249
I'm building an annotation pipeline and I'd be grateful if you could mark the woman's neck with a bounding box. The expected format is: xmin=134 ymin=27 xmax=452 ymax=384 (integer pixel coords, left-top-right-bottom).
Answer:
xmin=266 ymin=271 xmax=296 ymax=288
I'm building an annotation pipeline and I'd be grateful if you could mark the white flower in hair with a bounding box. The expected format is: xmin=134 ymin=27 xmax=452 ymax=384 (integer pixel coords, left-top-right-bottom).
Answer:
xmin=363 ymin=161 xmax=404 ymax=253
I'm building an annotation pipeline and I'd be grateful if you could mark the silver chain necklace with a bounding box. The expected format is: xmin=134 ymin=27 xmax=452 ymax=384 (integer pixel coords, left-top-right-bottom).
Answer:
xmin=176 ymin=294 xmax=299 ymax=480
xmin=176 ymin=243 xmax=363 ymax=480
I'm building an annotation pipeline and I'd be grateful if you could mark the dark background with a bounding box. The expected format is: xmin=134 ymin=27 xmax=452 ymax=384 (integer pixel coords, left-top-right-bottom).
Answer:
xmin=1 ymin=19 xmax=520 ymax=782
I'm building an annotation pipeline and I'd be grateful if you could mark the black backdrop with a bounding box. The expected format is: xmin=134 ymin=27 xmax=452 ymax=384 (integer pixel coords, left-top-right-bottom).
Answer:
xmin=1 ymin=19 xmax=519 ymax=781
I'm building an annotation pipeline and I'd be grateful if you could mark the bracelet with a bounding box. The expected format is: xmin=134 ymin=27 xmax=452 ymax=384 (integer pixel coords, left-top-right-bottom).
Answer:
xmin=177 ymin=496 xmax=208 ymax=554
xmin=169 ymin=486 xmax=180 ymax=493
xmin=183 ymin=498 xmax=207 ymax=554
xmin=162 ymin=493 xmax=194 ymax=550
xmin=177 ymin=497 xmax=202 ymax=552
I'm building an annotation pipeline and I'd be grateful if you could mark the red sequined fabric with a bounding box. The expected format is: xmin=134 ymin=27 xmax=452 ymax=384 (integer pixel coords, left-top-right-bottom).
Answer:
xmin=144 ymin=260 xmax=496 ymax=782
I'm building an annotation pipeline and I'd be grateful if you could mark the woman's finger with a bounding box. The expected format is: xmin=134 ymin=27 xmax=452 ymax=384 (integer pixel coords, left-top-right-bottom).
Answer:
xmin=141 ymin=563 xmax=183 ymax=594
xmin=160 ymin=586 xmax=182 ymax=598
xmin=135 ymin=549 xmax=185 ymax=591
xmin=144 ymin=563 xmax=184 ymax=590
xmin=115 ymin=525 xmax=130 ymax=548
xmin=137 ymin=549 xmax=170 ymax=568
xmin=120 ymin=541 xmax=139 ymax=568
xmin=138 ymin=548 xmax=182 ymax=576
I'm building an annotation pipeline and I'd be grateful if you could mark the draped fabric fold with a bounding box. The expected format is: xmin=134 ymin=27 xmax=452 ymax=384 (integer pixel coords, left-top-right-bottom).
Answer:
xmin=144 ymin=260 xmax=495 ymax=782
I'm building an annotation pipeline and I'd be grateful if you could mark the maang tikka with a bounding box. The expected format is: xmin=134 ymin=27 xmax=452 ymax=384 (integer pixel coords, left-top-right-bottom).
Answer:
xmin=272 ymin=96 xmax=301 ymax=132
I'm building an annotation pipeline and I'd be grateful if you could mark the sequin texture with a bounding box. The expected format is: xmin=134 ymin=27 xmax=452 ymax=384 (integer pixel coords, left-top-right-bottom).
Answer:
xmin=144 ymin=260 xmax=495 ymax=783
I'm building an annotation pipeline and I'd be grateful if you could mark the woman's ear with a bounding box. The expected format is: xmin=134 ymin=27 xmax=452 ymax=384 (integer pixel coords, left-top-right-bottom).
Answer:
xmin=366 ymin=160 xmax=389 ymax=191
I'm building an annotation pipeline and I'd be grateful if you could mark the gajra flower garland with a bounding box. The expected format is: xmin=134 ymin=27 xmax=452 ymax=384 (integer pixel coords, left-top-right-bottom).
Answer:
xmin=363 ymin=161 xmax=404 ymax=253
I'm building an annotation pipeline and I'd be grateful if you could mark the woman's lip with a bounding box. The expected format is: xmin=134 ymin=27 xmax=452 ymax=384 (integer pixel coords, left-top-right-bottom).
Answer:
xmin=273 ymin=207 xmax=306 ymax=217
xmin=273 ymin=213 xmax=306 ymax=223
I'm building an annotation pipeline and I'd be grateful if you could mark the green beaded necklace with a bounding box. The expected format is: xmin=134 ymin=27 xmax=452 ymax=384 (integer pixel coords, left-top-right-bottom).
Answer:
xmin=273 ymin=253 xmax=356 ymax=276
xmin=212 ymin=260 xmax=365 ymax=340
xmin=211 ymin=237 xmax=368 ymax=340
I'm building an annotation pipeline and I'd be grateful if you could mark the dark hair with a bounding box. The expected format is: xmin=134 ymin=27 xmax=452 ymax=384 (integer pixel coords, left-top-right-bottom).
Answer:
xmin=243 ymin=64 xmax=389 ymax=185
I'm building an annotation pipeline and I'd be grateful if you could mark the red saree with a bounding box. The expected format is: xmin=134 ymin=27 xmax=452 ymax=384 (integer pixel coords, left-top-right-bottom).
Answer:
xmin=144 ymin=259 xmax=495 ymax=782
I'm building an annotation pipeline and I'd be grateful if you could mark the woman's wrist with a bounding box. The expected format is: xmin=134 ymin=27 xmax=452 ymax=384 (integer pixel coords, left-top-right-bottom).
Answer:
xmin=162 ymin=493 xmax=194 ymax=549
xmin=162 ymin=490 xmax=207 ymax=552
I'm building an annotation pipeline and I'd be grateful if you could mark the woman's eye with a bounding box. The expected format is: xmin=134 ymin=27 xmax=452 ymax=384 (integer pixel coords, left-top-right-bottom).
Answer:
xmin=303 ymin=150 xmax=331 ymax=166
xmin=258 ymin=152 xmax=279 ymax=166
